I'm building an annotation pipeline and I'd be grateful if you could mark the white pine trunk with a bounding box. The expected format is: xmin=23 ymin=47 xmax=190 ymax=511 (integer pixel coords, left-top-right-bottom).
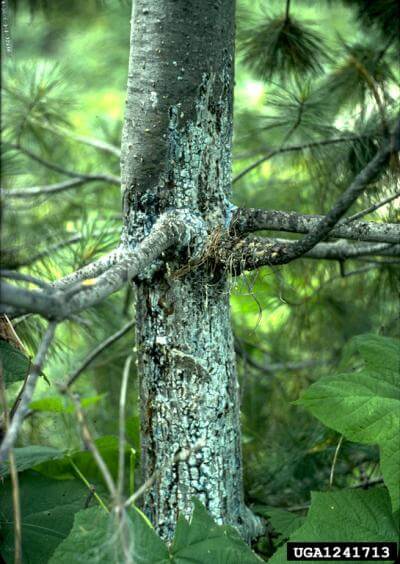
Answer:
xmin=120 ymin=0 xmax=259 ymax=541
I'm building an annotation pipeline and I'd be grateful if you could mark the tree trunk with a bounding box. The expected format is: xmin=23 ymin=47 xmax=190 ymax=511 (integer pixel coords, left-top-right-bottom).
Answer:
xmin=120 ymin=0 xmax=257 ymax=541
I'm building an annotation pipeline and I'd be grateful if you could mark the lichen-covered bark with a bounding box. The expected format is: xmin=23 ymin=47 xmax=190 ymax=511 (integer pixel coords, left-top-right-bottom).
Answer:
xmin=136 ymin=270 xmax=249 ymax=540
xmin=232 ymin=208 xmax=400 ymax=244
xmin=120 ymin=0 xmax=258 ymax=541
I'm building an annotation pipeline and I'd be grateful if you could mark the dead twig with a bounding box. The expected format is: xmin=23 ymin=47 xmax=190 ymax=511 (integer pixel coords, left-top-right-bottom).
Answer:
xmin=0 ymin=322 xmax=57 ymax=463
xmin=118 ymin=355 xmax=133 ymax=500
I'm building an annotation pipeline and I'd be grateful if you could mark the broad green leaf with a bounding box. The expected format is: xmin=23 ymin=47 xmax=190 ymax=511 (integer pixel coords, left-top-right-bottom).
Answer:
xmin=261 ymin=507 xmax=305 ymax=540
xmin=380 ymin=440 xmax=399 ymax=519
xmin=30 ymin=396 xmax=67 ymax=412
xmin=69 ymin=435 xmax=126 ymax=485
xmin=269 ymin=489 xmax=399 ymax=564
xmin=339 ymin=334 xmax=399 ymax=375
xmin=49 ymin=506 xmax=170 ymax=564
xmin=36 ymin=435 xmax=131 ymax=485
xmin=0 ymin=339 xmax=30 ymax=383
xmin=0 ymin=445 xmax=64 ymax=478
xmin=0 ymin=470 xmax=97 ymax=564
xmin=296 ymin=334 xmax=400 ymax=512
xmin=29 ymin=394 xmax=105 ymax=413
xmin=296 ymin=368 xmax=398 ymax=444
xmin=50 ymin=499 xmax=262 ymax=564
xmin=170 ymin=498 xmax=262 ymax=563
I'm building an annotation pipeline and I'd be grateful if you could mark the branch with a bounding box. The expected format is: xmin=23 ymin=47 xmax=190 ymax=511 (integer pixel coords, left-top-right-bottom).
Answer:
xmin=0 ymin=270 xmax=52 ymax=289
xmin=0 ymin=210 xmax=204 ymax=319
xmin=343 ymin=190 xmax=400 ymax=223
xmin=118 ymin=355 xmax=133 ymax=500
xmin=32 ymin=121 xmax=121 ymax=158
xmin=239 ymin=355 xmax=325 ymax=374
xmin=2 ymin=176 xmax=117 ymax=199
xmin=56 ymin=131 xmax=120 ymax=158
xmin=5 ymin=142 xmax=120 ymax=185
xmin=350 ymin=56 xmax=389 ymax=136
xmin=297 ymin=264 xmax=381 ymax=304
xmin=295 ymin=241 xmax=400 ymax=260
xmin=273 ymin=124 xmax=400 ymax=263
xmin=66 ymin=390 xmax=117 ymax=498
xmin=0 ymin=283 xmax=62 ymax=318
xmin=0 ymin=322 xmax=57 ymax=463
xmin=218 ymin=236 xmax=400 ymax=273
xmin=0 ymin=246 xmax=129 ymax=315
xmin=285 ymin=0 xmax=291 ymax=20
xmin=52 ymin=246 xmax=128 ymax=290
xmin=233 ymin=136 xmax=361 ymax=184
xmin=3 ymin=235 xmax=81 ymax=269
xmin=234 ymin=337 xmax=329 ymax=373
xmin=63 ymin=319 xmax=135 ymax=389
xmin=232 ymin=208 xmax=400 ymax=244
xmin=4 ymin=229 xmax=118 ymax=270
xmin=24 ymin=235 xmax=83 ymax=265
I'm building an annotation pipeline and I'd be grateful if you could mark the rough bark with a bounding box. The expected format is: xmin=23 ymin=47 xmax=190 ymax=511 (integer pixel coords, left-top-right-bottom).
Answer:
xmin=120 ymin=0 xmax=258 ymax=541
xmin=227 ymin=238 xmax=400 ymax=271
xmin=233 ymin=208 xmax=400 ymax=244
xmin=0 ymin=213 xmax=189 ymax=319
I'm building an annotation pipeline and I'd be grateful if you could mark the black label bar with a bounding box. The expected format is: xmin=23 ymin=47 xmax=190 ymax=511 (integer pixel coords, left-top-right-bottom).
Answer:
xmin=287 ymin=542 xmax=398 ymax=561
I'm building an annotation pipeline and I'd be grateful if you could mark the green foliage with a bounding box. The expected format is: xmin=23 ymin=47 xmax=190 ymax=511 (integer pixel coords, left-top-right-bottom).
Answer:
xmin=0 ymin=470 xmax=96 ymax=564
xmin=36 ymin=435 xmax=132 ymax=485
xmin=1 ymin=445 xmax=260 ymax=563
xmin=270 ymin=489 xmax=399 ymax=563
xmin=170 ymin=499 xmax=261 ymax=562
xmin=239 ymin=15 xmax=327 ymax=81
xmin=2 ymin=62 xmax=73 ymax=146
xmin=0 ymin=445 xmax=64 ymax=478
xmin=9 ymin=0 xmax=113 ymax=19
xmin=0 ymin=437 xmax=132 ymax=486
xmin=262 ymin=83 xmax=336 ymax=142
xmin=344 ymin=113 xmax=387 ymax=175
xmin=48 ymin=506 xmax=168 ymax=564
xmin=30 ymin=393 xmax=105 ymax=413
xmin=0 ymin=339 xmax=30 ymax=383
xmin=257 ymin=507 xmax=305 ymax=543
xmin=296 ymin=334 xmax=400 ymax=512
xmin=49 ymin=499 xmax=261 ymax=564
xmin=320 ymin=41 xmax=395 ymax=110
xmin=341 ymin=0 xmax=399 ymax=40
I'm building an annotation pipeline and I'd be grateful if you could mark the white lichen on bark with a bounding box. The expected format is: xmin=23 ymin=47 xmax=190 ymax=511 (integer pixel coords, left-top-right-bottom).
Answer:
xmin=135 ymin=74 xmax=254 ymax=540
xmin=120 ymin=0 xmax=261 ymax=542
